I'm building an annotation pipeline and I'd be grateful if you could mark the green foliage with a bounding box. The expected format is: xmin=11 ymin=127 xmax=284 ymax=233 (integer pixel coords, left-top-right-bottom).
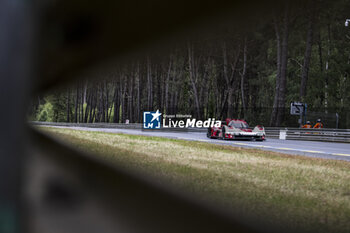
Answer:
xmin=109 ymin=105 xmax=114 ymax=123
xmin=36 ymin=101 xmax=54 ymax=122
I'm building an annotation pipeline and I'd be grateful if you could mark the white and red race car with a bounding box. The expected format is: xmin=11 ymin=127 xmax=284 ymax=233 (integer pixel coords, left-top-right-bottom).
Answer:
xmin=207 ymin=118 xmax=266 ymax=141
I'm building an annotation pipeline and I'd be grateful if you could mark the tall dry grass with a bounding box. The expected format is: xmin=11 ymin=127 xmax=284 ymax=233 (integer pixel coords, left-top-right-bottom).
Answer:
xmin=41 ymin=127 xmax=350 ymax=233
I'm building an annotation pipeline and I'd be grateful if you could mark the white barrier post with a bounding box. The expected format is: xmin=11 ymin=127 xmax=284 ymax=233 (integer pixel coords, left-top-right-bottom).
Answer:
xmin=279 ymin=130 xmax=287 ymax=140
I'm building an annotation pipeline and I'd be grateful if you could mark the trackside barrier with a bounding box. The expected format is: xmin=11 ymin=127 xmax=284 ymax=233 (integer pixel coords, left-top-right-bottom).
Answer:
xmin=31 ymin=122 xmax=350 ymax=143
xmin=264 ymin=127 xmax=350 ymax=143
xmin=284 ymin=128 xmax=350 ymax=143
xmin=279 ymin=130 xmax=287 ymax=140
xmin=31 ymin=121 xmax=143 ymax=129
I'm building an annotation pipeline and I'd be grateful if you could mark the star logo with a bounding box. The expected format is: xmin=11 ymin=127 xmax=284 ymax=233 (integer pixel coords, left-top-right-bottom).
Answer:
xmin=150 ymin=109 xmax=162 ymax=122
xmin=143 ymin=110 xmax=162 ymax=129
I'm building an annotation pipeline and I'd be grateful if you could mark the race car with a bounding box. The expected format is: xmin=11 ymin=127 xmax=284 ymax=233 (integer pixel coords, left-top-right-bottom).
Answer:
xmin=207 ymin=118 xmax=266 ymax=141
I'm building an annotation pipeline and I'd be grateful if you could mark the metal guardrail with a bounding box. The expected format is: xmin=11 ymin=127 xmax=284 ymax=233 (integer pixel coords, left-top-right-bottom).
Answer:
xmin=31 ymin=121 xmax=192 ymax=132
xmin=280 ymin=128 xmax=350 ymax=143
xmin=31 ymin=122 xmax=350 ymax=143
xmin=264 ymin=127 xmax=350 ymax=143
xmin=31 ymin=121 xmax=142 ymax=129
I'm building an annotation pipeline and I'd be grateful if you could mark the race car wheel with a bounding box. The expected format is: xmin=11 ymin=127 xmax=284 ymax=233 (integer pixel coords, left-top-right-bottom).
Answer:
xmin=221 ymin=126 xmax=226 ymax=140
xmin=207 ymin=128 xmax=212 ymax=138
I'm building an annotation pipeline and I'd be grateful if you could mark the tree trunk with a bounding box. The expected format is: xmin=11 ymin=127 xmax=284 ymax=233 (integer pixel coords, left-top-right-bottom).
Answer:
xmin=80 ymin=84 xmax=84 ymax=123
xmin=113 ymin=84 xmax=119 ymax=123
xmin=74 ymin=83 xmax=79 ymax=123
xmin=300 ymin=12 xmax=314 ymax=101
xmin=82 ymin=81 xmax=87 ymax=122
xmin=156 ymin=66 xmax=162 ymax=110
xmin=90 ymin=88 xmax=97 ymax=123
xmin=270 ymin=17 xmax=282 ymax=126
xmin=276 ymin=5 xmax=289 ymax=126
xmin=169 ymin=66 xmax=175 ymax=114
xmin=324 ymin=23 xmax=331 ymax=112
xmin=91 ymin=91 xmax=97 ymax=123
xmin=99 ymin=83 xmax=105 ymax=122
xmin=147 ymin=57 xmax=152 ymax=110
xmin=129 ymin=74 xmax=134 ymax=122
xmin=240 ymin=37 xmax=247 ymax=119
xmin=83 ymin=81 xmax=87 ymax=104
xmin=66 ymin=88 xmax=70 ymax=122
xmin=104 ymin=80 xmax=109 ymax=122
xmin=88 ymin=89 xmax=93 ymax=123
xmin=221 ymin=42 xmax=240 ymax=119
xmin=317 ymin=32 xmax=323 ymax=72
xmin=84 ymin=90 xmax=91 ymax=123
xmin=136 ymin=62 xmax=141 ymax=122
xmin=165 ymin=56 xmax=172 ymax=114
xmin=121 ymin=76 xmax=127 ymax=123
xmin=270 ymin=4 xmax=289 ymax=127
xmin=222 ymin=41 xmax=229 ymax=118
xmin=188 ymin=42 xmax=201 ymax=119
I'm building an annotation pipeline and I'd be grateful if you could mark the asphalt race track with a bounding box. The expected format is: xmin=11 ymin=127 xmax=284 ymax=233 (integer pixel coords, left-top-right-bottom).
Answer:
xmin=46 ymin=126 xmax=350 ymax=162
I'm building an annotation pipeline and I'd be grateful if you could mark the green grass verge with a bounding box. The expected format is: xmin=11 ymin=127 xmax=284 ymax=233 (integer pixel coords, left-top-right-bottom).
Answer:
xmin=40 ymin=126 xmax=350 ymax=233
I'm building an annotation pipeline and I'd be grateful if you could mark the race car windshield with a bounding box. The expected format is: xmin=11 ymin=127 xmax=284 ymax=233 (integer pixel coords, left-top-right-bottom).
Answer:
xmin=229 ymin=121 xmax=249 ymax=129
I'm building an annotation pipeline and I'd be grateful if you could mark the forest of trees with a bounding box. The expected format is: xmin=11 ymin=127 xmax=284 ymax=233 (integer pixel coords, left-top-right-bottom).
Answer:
xmin=29 ymin=1 xmax=350 ymax=128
